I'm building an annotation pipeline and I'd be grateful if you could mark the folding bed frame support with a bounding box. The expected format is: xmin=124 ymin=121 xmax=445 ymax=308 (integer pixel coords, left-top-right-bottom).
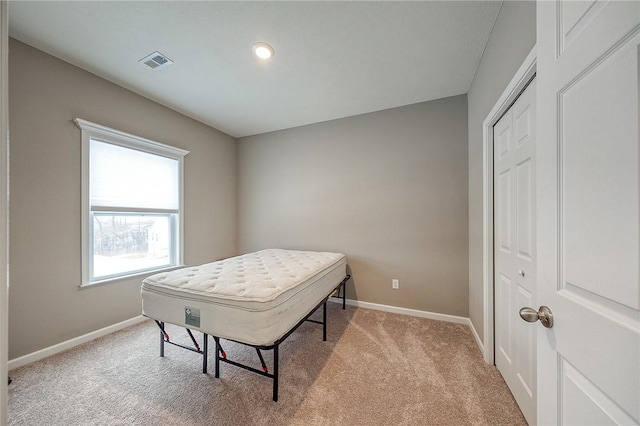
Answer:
xmin=155 ymin=320 xmax=210 ymax=373
xmin=331 ymin=274 xmax=348 ymax=309
xmin=153 ymin=274 xmax=350 ymax=401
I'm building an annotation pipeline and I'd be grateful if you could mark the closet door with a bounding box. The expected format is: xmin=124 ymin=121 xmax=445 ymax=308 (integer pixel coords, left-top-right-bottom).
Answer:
xmin=494 ymin=79 xmax=537 ymax=425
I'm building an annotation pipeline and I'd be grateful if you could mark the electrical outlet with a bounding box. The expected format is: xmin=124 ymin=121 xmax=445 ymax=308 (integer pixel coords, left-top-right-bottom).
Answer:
xmin=392 ymin=279 xmax=399 ymax=289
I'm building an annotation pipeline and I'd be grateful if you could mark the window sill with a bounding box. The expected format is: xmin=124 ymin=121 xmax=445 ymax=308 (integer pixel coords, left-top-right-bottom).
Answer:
xmin=80 ymin=264 xmax=185 ymax=288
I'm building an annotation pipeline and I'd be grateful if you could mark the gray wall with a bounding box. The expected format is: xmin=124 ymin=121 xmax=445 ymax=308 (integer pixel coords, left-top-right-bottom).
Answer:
xmin=8 ymin=39 xmax=238 ymax=359
xmin=467 ymin=1 xmax=536 ymax=343
xmin=8 ymin=0 xmax=535 ymax=358
xmin=238 ymin=96 xmax=469 ymax=317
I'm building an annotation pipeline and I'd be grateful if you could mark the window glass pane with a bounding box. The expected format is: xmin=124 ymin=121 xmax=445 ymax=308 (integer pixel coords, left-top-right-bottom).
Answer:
xmin=90 ymin=139 xmax=179 ymax=210
xmin=92 ymin=213 xmax=174 ymax=280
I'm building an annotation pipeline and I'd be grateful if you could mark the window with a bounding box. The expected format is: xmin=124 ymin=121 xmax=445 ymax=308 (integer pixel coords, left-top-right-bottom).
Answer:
xmin=75 ymin=118 xmax=189 ymax=286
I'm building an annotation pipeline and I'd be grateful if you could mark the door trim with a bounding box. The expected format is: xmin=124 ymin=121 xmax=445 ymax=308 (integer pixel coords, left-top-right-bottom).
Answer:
xmin=0 ymin=1 xmax=9 ymax=424
xmin=481 ymin=46 xmax=536 ymax=364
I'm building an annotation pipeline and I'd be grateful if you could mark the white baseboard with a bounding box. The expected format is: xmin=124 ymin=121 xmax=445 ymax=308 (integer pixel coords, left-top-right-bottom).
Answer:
xmin=10 ymin=302 xmax=484 ymax=371
xmin=329 ymin=298 xmax=485 ymax=351
xmin=329 ymin=297 xmax=470 ymax=325
xmin=8 ymin=315 xmax=147 ymax=371
xmin=468 ymin=319 xmax=484 ymax=353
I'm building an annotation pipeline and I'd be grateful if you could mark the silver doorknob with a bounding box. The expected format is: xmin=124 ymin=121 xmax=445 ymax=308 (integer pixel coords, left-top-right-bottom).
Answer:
xmin=519 ymin=306 xmax=554 ymax=328
xmin=518 ymin=269 xmax=526 ymax=277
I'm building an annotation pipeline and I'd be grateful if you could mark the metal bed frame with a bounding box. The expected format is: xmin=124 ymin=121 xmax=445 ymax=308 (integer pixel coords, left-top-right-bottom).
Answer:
xmin=152 ymin=274 xmax=349 ymax=401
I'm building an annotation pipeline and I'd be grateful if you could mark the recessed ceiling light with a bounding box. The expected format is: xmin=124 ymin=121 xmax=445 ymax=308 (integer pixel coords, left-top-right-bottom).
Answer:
xmin=253 ymin=42 xmax=275 ymax=60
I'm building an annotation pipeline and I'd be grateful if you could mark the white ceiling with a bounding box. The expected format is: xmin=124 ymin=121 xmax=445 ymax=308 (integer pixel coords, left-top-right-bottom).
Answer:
xmin=8 ymin=1 xmax=502 ymax=138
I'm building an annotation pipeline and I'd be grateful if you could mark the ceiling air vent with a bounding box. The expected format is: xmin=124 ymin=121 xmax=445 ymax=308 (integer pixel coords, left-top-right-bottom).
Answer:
xmin=138 ymin=51 xmax=173 ymax=70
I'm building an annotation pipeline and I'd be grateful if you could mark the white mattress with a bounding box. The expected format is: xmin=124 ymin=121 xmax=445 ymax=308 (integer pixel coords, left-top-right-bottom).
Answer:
xmin=141 ymin=249 xmax=347 ymax=346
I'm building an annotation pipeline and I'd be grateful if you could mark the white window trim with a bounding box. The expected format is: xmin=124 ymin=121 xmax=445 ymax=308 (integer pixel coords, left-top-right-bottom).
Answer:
xmin=74 ymin=118 xmax=189 ymax=287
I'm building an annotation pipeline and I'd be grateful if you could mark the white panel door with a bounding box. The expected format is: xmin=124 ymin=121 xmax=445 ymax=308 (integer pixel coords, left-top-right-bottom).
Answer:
xmin=537 ymin=1 xmax=640 ymax=424
xmin=494 ymin=79 xmax=537 ymax=425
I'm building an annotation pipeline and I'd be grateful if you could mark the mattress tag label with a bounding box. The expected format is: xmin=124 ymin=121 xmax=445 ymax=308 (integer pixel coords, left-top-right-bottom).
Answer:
xmin=185 ymin=306 xmax=200 ymax=327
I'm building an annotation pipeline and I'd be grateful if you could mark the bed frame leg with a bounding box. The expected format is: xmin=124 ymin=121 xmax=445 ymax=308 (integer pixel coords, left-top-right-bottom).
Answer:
xmin=342 ymin=280 xmax=346 ymax=309
xmin=273 ymin=344 xmax=279 ymax=402
xmin=203 ymin=333 xmax=208 ymax=374
xmin=322 ymin=301 xmax=327 ymax=341
xmin=214 ymin=336 xmax=220 ymax=378
xmin=341 ymin=275 xmax=350 ymax=309
xmin=159 ymin=321 xmax=165 ymax=357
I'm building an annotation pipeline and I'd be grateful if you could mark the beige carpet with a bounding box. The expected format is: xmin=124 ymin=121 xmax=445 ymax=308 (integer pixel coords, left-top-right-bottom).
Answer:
xmin=8 ymin=303 xmax=526 ymax=425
